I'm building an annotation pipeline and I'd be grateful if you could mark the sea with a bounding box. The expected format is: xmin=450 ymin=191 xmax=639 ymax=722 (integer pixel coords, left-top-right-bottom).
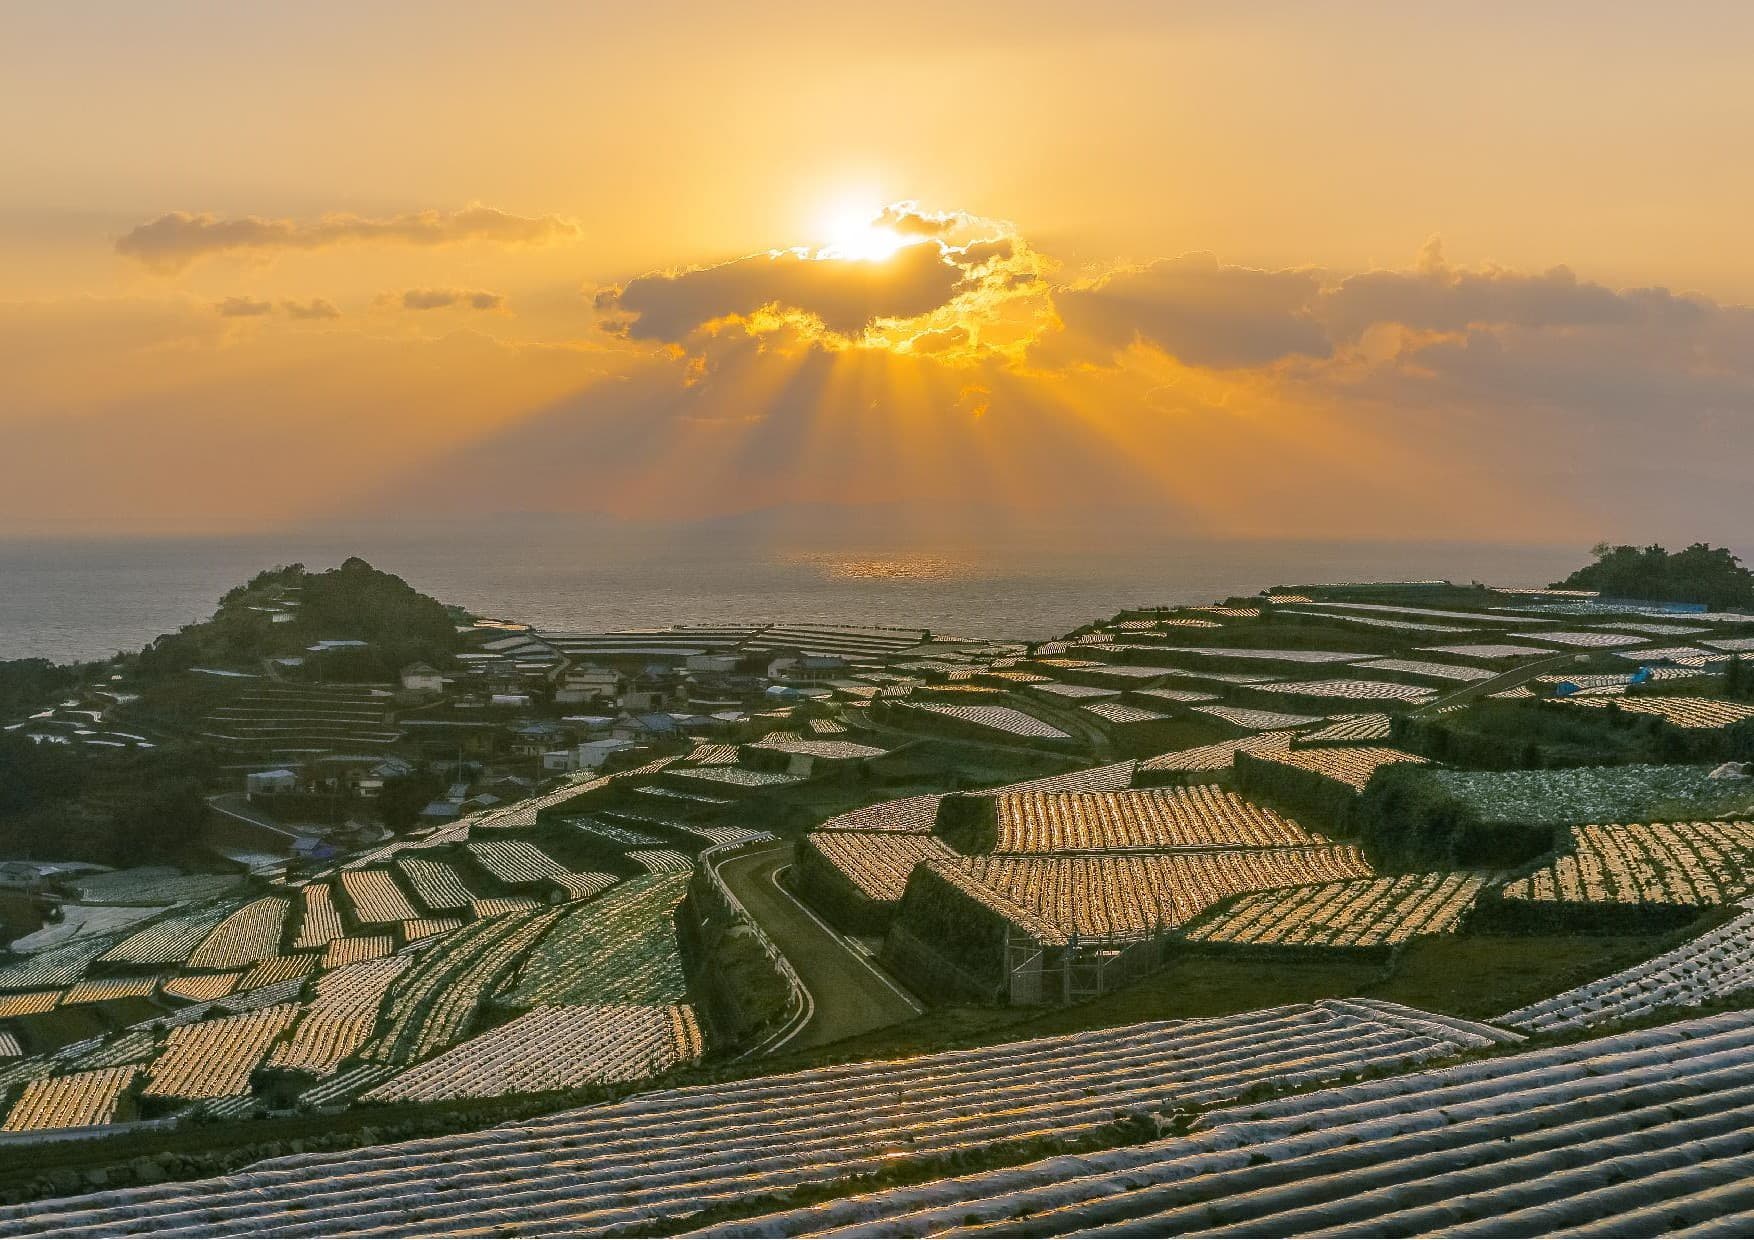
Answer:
xmin=0 ymin=527 xmax=1590 ymax=665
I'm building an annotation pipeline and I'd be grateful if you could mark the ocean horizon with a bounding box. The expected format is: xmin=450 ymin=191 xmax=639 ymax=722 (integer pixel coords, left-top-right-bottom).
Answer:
xmin=0 ymin=525 xmax=1593 ymax=665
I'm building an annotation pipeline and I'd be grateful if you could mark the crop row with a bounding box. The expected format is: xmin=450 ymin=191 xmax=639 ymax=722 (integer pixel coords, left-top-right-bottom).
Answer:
xmin=1555 ymin=693 xmax=1754 ymax=730
xmin=98 ymin=904 xmax=234 ymax=967
xmin=1502 ymin=820 xmax=1754 ymax=907
xmin=359 ymin=1003 xmax=703 ymax=1103
xmin=336 ymin=870 xmax=418 ymax=925
xmin=710 ymin=1012 xmax=1754 ymax=1238
xmin=941 ymin=845 xmax=1374 ymax=943
xmin=1253 ymin=743 xmax=1427 ymax=791
xmin=1186 ymin=871 xmax=1491 ymax=948
xmin=394 ymin=857 xmax=476 ymax=912
xmin=990 ymin=786 xmax=1323 ymax=853
xmin=803 ymin=832 xmax=955 ymax=905
xmin=140 ymin=1004 xmax=300 ymax=1100
xmin=185 ymin=897 xmax=290 ymax=970
xmin=360 ymin=906 xmax=567 ymax=1066
xmin=0 ymin=1000 xmax=1503 ymax=1237
xmin=264 ymin=956 xmax=413 ymax=1075
xmin=2 ymin=1066 xmax=139 ymax=1132
xmin=496 ymin=873 xmax=693 ymax=1007
xmin=291 ymin=883 xmax=343 ymax=949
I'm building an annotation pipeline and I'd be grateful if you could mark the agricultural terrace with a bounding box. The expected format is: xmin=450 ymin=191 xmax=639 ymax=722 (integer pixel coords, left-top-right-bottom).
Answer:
xmin=988 ymin=787 xmax=1329 ymax=853
xmin=1553 ymin=694 xmax=1754 ymax=730
xmin=3 ymin=1067 xmax=139 ymax=1132
xmin=393 ymin=858 xmax=475 ymax=912
xmin=291 ymin=884 xmax=343 ymax=949
xmin=1355 ymin=657 xmax=1494 ymax=682
xmin=336 ymin=870 xmax=418 ymax=925
xmin=1499 ymin=820 xmax=1754 ymax=908
xmin=1251 ymin=744 xmax=1428 ymax=792
xmin=141 ymin=1005 xmax=300 ymax=1100
xmin=495 ymin=872 xmax=692 ymax=1008
xmin=359 ymin=906 xmax=567 ymax=1065
xmin=0 ymin=1002 xmax=1502 ymax=1237
xmin=903 ymin=702 xmax=1072 ymax=740
xmin=928 ymin=846 xmax=1373 ymax=943
xmin=263 ymin=956 xmax=412 ymax=1075
xmin=1294 ymin=713 xmax=1392 ymax=744
xmin=97 ymin=904 xmax=233 ymax=967
xmin=360 ymin=1004 xmax=703 ymax=1103
xmin=1255 ymin=678 xmax=1435 ymax=703
xmin=184 ymin=897 xmax=290 ymax=969
xmin=798 ymin=832 xmax=955 ymax=905
xmin=1137 ymin=731 xmax=1295 ymax=776
xmin=1498 ymin=908 xmax=1754 ymax=1033
xmin=1185 ymin=872 xmax=1494 ymax=948
xmin=702 ymin=1015 xmax=1754 ymax=1238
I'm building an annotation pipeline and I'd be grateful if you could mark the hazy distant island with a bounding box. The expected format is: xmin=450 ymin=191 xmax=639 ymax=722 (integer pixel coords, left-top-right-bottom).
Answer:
xmin=0 ymin=543 xmax=1752 ymax=1231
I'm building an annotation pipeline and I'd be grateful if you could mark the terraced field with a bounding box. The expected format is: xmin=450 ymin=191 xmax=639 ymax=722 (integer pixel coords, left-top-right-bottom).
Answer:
xmin=931 ymin=845 xmax=1375 ymax=942
xmin=360 ymin=1003 xmax=704 ymax=1102
xmin=0 ymin=1001 xmax=1503 ymax=1236
xmin=359 ymin=906 xmax=568 ymax=1066
xmin=495 ymin=873 xmax=693 ymax=1007
xmin=1185 ymin=872 xmax=1494 ymax=948
xmin=708 ymin=1012 xmax=1754 ymax=1238
xmin=989 ymin=787 xmax=1325 ymax=853
xmin=1499 ymin=908 xmax=1754 ymax=1033
xmin=1501 ymin=820 xmax=1754 ymax=907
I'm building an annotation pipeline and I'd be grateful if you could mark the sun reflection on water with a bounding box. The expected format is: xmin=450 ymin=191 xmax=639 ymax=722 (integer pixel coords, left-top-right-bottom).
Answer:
xmin=781 ymin=550 xmax=976 ymax=583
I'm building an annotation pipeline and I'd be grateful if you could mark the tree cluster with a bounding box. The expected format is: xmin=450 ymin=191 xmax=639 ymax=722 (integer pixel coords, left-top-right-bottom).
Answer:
xmin=1554 ymin=543 xmax=1754 ymax=610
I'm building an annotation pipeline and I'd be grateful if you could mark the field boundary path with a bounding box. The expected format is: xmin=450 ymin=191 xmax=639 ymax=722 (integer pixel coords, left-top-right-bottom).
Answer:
xmin=713 ymin=841 xmax=922 ymax=1051
xmin=1412 ymin=649 xmax=1583 ymax=716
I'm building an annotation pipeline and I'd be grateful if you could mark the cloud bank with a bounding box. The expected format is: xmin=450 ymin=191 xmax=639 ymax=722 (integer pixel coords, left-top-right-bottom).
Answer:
xmin=400 ymin=288 xmax=506 ymax=312
xmin=117 ymin=206 xmax=579 ymax=272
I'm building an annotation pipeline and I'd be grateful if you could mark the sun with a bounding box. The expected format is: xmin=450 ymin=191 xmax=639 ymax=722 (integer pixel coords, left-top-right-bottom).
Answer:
xmin=817 ymin=206 xmax=909 ymax=262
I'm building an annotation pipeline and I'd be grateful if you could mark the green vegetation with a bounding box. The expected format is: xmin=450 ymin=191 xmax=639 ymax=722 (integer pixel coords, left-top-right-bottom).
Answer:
xmin=1348 ymin=761 xmax=1746 ymax=873
xmin=137 ymin=558 xmax=461 ymax=684
xmin=1391 ymin=700 xmax=1728 ymax=769
xmin=0 ymin=733 xmax=215 ymax=866
xmin=1554 ymin=542 xmax=1754 ymax=610
xmin=0 ymin=658 xmax=81 ymax=719
xmin=1430 ymin=763 xmax=1754 ymax=826
xmin=880 ymin=867 xmax=1009 ymax=1003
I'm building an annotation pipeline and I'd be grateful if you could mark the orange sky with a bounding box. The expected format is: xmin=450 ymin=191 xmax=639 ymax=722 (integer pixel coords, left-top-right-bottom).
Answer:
xmin=4 ymin=2 xmax=1753 ymax=542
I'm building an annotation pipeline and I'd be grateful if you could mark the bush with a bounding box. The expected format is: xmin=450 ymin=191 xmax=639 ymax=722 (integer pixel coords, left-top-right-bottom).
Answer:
xmin=1353 ymin=765 xmax=1560 ymax=870
xmin=934 ymin=795 xmax=996 ymax=854
xmin=883 ymin=865 xmax=1011 ymax=1002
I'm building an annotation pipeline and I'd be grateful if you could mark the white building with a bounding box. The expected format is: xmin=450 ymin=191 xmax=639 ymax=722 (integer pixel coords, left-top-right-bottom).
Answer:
xmin=246 ymin=769 xmax=298 ymax=797
xmin=400 ymin=662 xmax=445 ymax=694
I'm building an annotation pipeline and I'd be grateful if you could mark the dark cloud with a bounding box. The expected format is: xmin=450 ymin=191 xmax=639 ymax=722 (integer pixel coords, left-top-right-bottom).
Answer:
xmin=117 ymin=206 xmax=579 ymax=273
xmin=400 ymin=288 xmax=506 ymax=311
xmin=1317 ymin=241 xmax=1687 ymax=340
xmin=1055 ymin=252 xmax=1331 ymax=368
xmin=282 ymin=298 xmax=341 ymax=320
xmin=599 ymin=241 xmax=969 ymax=341
xmin=215 ymin=296 xmax=273 ymax=318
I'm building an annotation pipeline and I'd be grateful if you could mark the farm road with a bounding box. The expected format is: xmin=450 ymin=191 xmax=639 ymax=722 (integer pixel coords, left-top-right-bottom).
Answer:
xmin=717 ymin=842 xmax=921 ymax=1050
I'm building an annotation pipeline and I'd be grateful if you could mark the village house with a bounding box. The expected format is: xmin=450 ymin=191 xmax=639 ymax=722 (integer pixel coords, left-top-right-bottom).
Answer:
xmin=245 ymin=768 xmax=298 ymax=799
xmin=399 ymin=662 xmax=445 ymax=694
xmin=767 ymin=653 xmax=850 ymax=685
xmin=553 ymin=664 xmax=625 ymax=706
